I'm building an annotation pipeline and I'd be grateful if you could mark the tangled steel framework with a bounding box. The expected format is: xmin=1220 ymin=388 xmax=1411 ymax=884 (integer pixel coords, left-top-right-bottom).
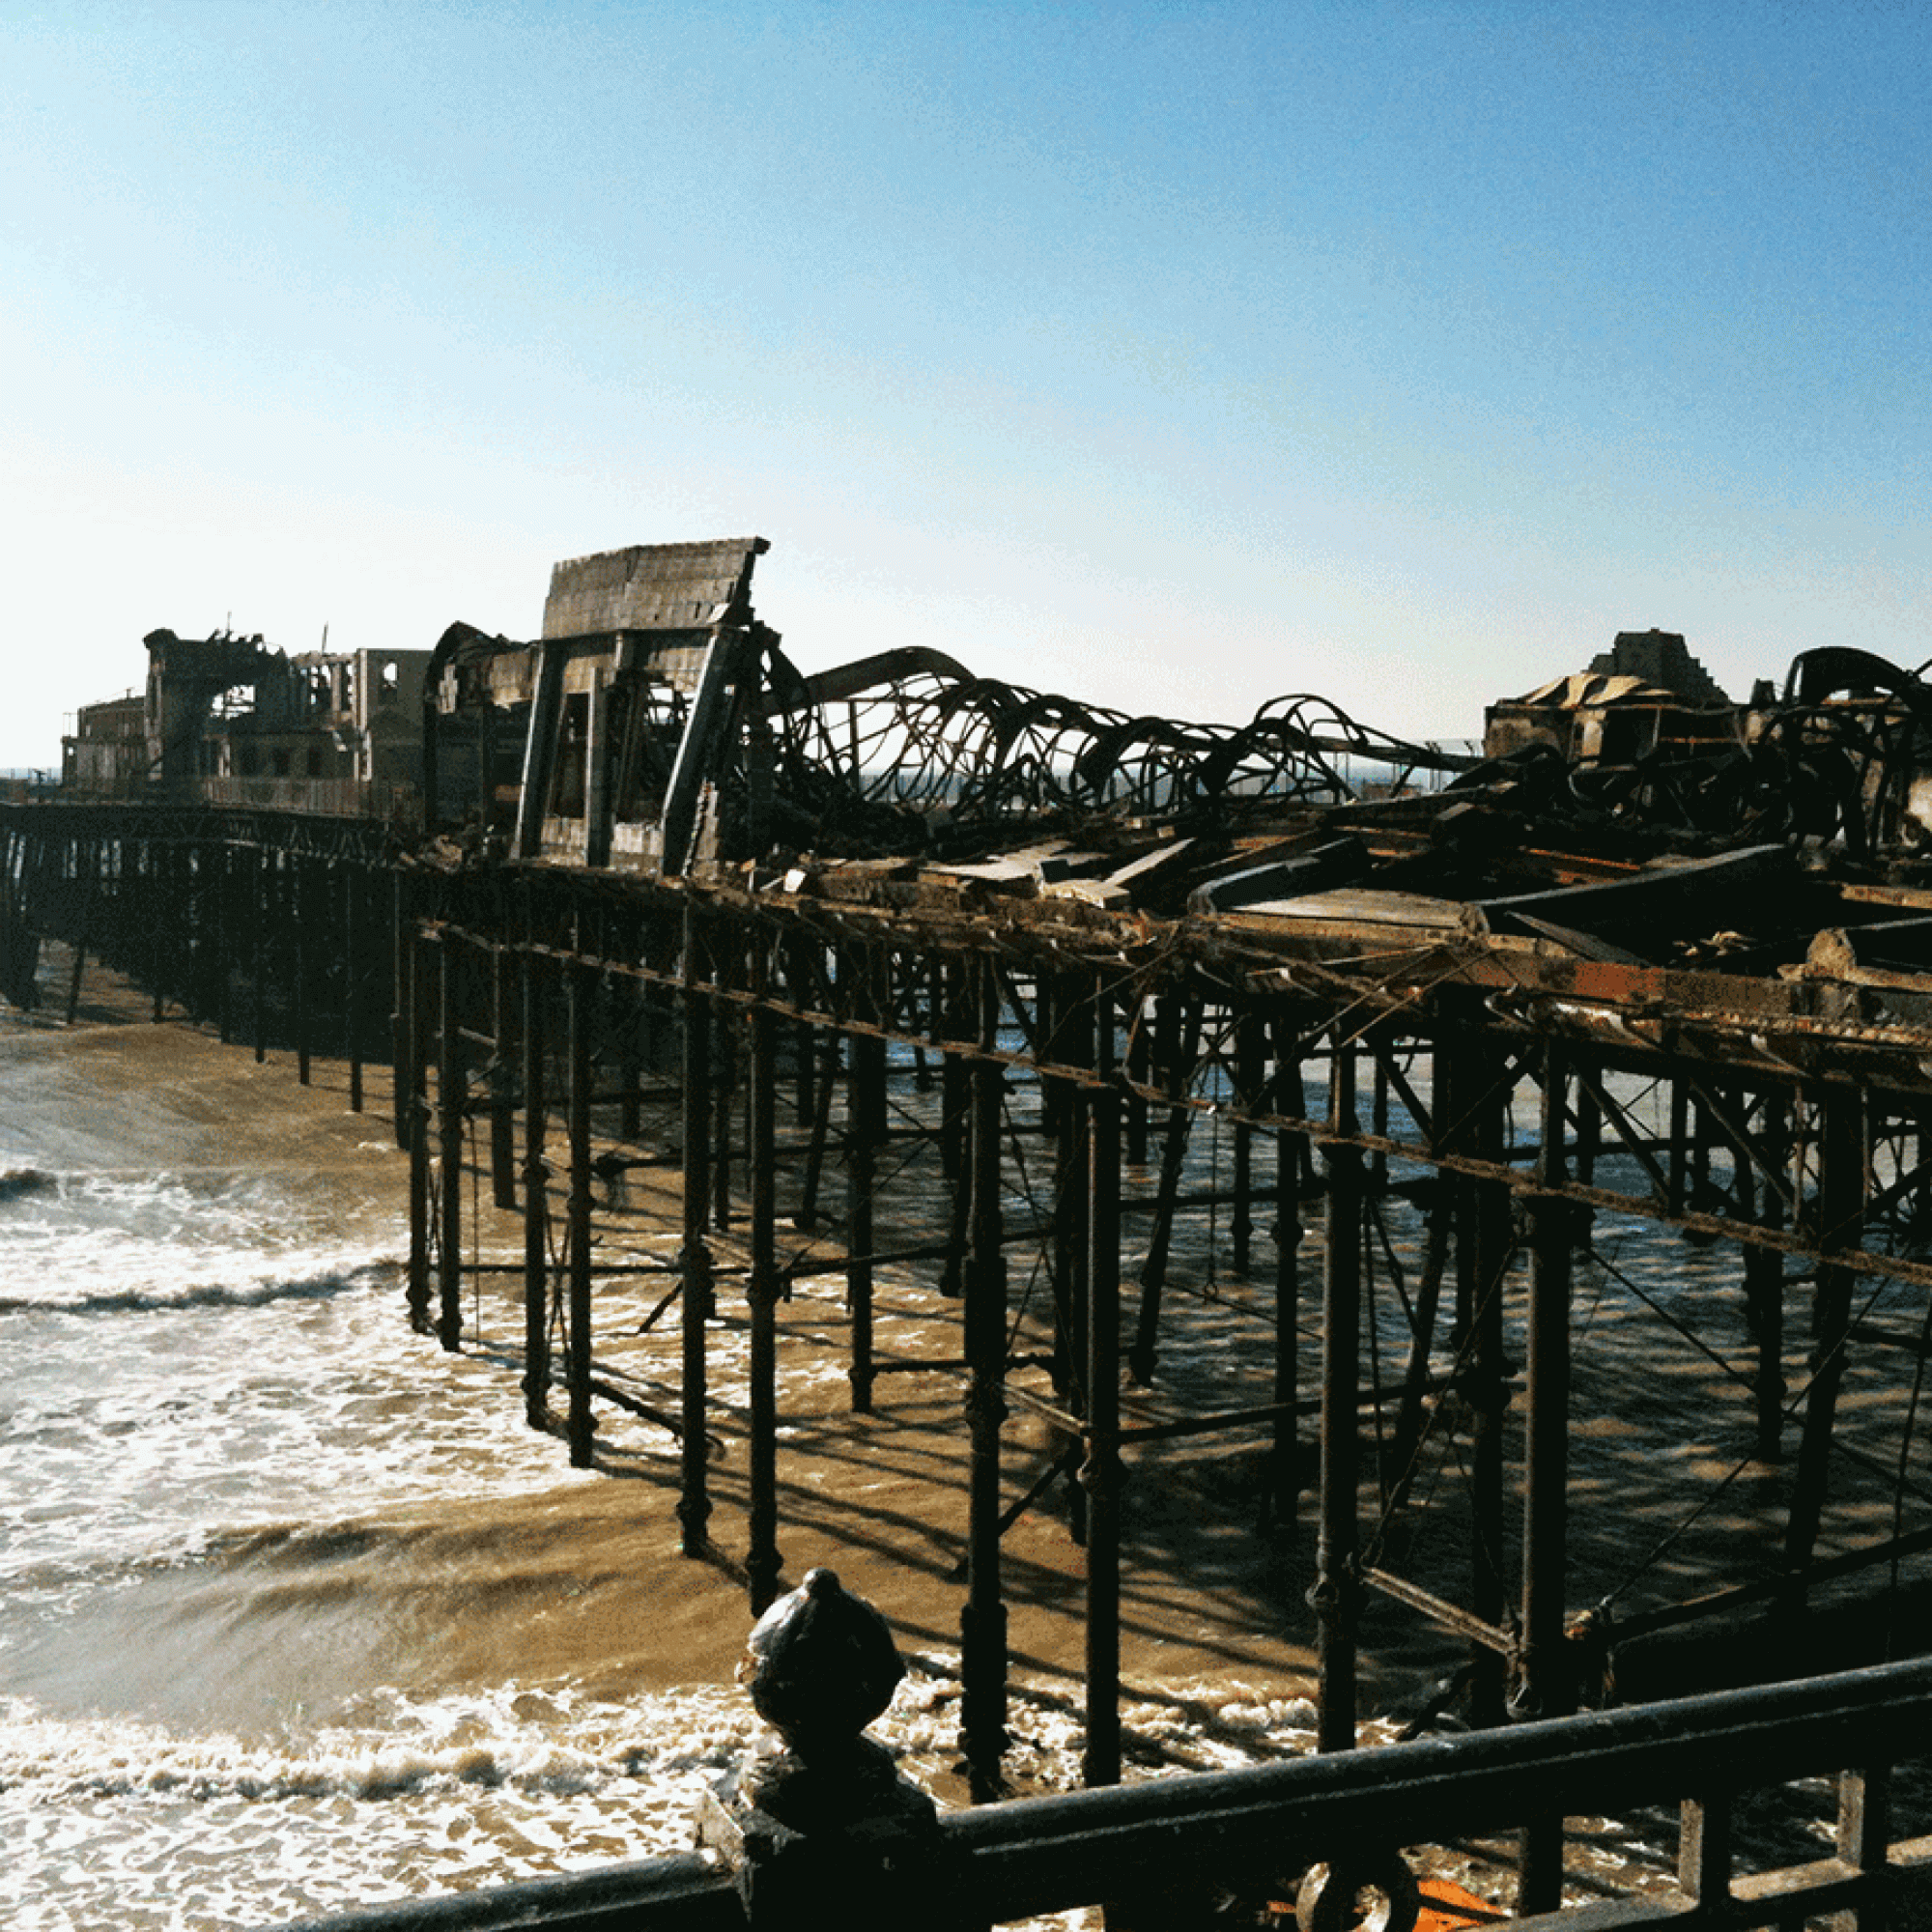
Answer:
xmin=762 ymin=644 xmax=1475 ymax=836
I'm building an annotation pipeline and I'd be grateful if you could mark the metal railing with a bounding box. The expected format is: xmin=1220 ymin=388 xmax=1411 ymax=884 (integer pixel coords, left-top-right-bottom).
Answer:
xmin=271 ymin=1656 xmax=1932 ymax=1930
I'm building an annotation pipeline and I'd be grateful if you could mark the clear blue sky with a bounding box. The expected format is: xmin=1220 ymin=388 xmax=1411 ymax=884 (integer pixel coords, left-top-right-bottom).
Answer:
xmin=6 ymin=1 xmax=1927 ymax=769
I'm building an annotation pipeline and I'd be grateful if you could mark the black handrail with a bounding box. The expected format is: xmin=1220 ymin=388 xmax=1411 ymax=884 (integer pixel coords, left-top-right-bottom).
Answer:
xmin=268 ymin=1658 xmax=1932 ymax=1931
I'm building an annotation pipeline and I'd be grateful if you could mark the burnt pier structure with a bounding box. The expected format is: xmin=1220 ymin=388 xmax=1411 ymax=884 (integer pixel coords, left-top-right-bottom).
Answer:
xmin=22 ymin=540 xmax=1932 ymax=1910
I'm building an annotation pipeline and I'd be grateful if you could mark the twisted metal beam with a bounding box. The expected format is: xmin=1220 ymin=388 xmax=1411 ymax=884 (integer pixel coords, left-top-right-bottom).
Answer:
xmin=767 ymin=652 xmax=1472 ymax=835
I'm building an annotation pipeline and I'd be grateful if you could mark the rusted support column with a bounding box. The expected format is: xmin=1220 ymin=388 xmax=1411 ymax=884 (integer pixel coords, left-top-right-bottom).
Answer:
xmin=391 ymin=870 xmax=412 ymax=1149
xmin=1130 ymin=993 xmax=1203 ymax=1384
xmin=846 ymin=946 xmax=882 ymax=1415
xmin=191 ymin=844 xmax=212 ymax=1030
xmin=522 ymin=943 xmax=551 ymax=1430
xmin=1268 ymin=1016 xmax=1309 ymax=1529
xmin=566 ymin=961 xmax=595 ymax=1466
xmin=1435 ymin=987 xmax=1515 ymax=1728
xmin=1438 ymin=988 xmax=1515 ymax=1731
xmin=1036 ymin=974 xmax=1061 ymax=1138
xmin=711 ymin=944 xmax=736 ymax=1235
xmin=795 ymin=1026 xmax=838 ymax=1233
xmin=940 ymin=960 xmax=973 ymax=1297
xmin=64 ymin=838 xmax=94 ymax=1024
xmin=406 ymin=924 xmax=433 ymax=1334
xmin=148 ymin=838 xmax=168 ymax=1021
xmin=1786 ymin=1084 xmax=1864 ymax=1578
xmin=1666 ymin=1077 xmax=1690 ymax=1218
xmin=1517 ymin=1043 xmax=1573 ymax=1914
xmin=1689 ymin=1088 xmax=1713 ymax=1215
xmin=792 ymin=943 xmax=820 ymax=1127
xmin=252 ymin=846 xmax=269 ymax=1065
xmin=1231 ymin=1011 xmax=1262 ymax=1279
xmin=1124 ymin=998 xmax=1151 ymax=1167
xmin=437 ymin=934 xmax=465 ymax=1351
xmin=11 ymin=827 xmax=43 ymax=1014
xmin=1573 ymin=1076 xmax=1601 ymax=1186
xmin=344 ymin=864 xmax=363 ymax=1113
xmin=962 ymin=956 xmax=1009 ymax=1802
xmin=1744 ymin=1090 xmax=1789 ymax=1463
xmin=619 ymin=964 xmax=643 ymax=1142
xmin=679 ymin=904 xmax=715 ymax=1556
xmin=0 ymin=827 xmax=27 ymax=1013
xmin=1313 ymin=1029 xmax=1361 ymax=1753
xmin=0 ymin=827 xmax=14 ymax=1009
xmin=941 ymin=962 xmax=970 ymax=1185
xmin=1368 ymin=1043 xmax=1390 ymax=1197
xmin=1082 ymin=1077 xmax=1123 ymax=1789
xmin=1466 ymin=1026 xmax=1514 ymax=1733
xmin=293 ymin=856 xmax=312 ymax=1085
xmin=748 ymin=938 xmax=783 ymax=1612
xmin=491 ymin=935 xmax=517 ymax=1209
xmin=1386 ymin=1020 xmax=1455 ymax=1519
xmin=1050 ymin=969 xmax=1092 ymax=1401
xmin=1519 ymin=1040 xmax=1573 ymax=1712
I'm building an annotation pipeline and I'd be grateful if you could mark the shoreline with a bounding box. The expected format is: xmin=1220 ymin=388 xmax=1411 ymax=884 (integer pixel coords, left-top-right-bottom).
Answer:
xmin=5 ymin=954 xmax=1351 ymax=1792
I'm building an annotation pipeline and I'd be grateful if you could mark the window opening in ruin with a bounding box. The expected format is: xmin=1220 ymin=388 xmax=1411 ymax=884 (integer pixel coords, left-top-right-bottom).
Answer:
xmin=550 ymin=692 xmax=589 ymax=819
xmin=612 ymin=677 xmax=686 ymax=823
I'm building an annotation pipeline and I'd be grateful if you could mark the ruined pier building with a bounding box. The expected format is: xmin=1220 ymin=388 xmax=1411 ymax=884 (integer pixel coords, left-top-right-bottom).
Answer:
xmin=21 ymin=538 xmax=1932 ymax=1837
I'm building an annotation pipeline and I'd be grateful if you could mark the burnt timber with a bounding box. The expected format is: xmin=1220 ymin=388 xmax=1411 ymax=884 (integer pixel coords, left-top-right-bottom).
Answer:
xmin=19 ymin=538 xmax=1932 ymax=1895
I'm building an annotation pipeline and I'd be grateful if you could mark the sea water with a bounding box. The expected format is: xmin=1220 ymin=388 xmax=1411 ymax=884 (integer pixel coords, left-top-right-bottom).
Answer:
xmin=0 ymin=1011 xmax=1324 ymax=1931
xmin=7 ymin=993 xmax=1914 ymax=1928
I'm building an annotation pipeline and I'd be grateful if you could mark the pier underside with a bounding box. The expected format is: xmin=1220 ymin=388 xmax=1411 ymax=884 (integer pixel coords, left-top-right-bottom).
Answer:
xmin=13 ymin=792 xmax=1932 ymax=1817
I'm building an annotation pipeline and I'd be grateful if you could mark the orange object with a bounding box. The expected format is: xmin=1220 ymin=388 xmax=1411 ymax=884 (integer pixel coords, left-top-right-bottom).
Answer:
xmin=1416 ymin=1875 xmax=1504 ymax=1929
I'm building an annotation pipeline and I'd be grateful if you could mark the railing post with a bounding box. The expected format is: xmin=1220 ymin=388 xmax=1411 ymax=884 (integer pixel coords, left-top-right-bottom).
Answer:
xmin=698 ymin=1569 xmax=968 ymax=1931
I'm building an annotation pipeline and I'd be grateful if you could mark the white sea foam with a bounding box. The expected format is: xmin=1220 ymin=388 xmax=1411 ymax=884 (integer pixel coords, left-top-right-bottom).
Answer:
xmin=0 ymin=1655 xmax=1329 ymax=1932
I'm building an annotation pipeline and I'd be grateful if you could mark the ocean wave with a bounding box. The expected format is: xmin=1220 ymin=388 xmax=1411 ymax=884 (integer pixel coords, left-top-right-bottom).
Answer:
xmin=0 ymin=1683 xmax=752 ymax=1804
xmin=0 ymin=1264 xmax=393 ymax=1317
